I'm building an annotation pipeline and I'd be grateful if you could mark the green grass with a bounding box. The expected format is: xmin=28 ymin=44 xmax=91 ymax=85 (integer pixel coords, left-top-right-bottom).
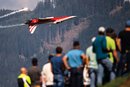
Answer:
xmin=99 ymin=75 xmax=130 ymax=87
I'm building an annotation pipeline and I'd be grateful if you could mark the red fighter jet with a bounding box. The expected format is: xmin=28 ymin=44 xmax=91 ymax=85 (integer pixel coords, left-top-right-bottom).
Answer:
xmin=25 ymin=16 xmax=76 ymax=34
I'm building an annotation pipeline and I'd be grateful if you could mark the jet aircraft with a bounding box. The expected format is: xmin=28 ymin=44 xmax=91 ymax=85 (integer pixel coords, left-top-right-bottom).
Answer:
xmin=25 ymin=16 xmax=76 ymax=34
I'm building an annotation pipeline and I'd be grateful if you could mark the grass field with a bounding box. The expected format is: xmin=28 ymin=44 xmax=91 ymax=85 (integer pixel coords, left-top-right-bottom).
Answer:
xmin=99 ymin=74 xmax=130 ymax=87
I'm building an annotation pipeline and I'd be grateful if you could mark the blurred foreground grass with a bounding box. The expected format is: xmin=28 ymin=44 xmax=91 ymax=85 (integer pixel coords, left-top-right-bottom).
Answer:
xmin=99 ymin=74 xmax=130 ymax=87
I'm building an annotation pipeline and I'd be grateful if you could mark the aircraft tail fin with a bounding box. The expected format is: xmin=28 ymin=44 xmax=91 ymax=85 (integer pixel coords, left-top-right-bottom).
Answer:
xmin=29 ymin=25 xmax=37 ymax=34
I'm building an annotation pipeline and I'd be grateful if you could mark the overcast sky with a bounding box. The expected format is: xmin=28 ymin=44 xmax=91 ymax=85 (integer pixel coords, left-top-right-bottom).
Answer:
xmin=0 ymin=0 xmax=40 ymax=10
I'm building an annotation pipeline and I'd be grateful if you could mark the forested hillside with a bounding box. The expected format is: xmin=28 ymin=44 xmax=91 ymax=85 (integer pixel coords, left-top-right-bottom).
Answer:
xmin=0 ymin=0 xmax=130 ymax=87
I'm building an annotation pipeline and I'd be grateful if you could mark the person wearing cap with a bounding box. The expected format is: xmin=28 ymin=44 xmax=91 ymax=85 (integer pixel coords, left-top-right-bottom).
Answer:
xmin=63 ymin=41 xmax=88 ymax=87
xmin=85 ymin=37 xmax=98 ymax=87
xmin=117 ymin=20 xmax=130 ymax=75
xmin=93 ymin=26 xmax=113 ymax=85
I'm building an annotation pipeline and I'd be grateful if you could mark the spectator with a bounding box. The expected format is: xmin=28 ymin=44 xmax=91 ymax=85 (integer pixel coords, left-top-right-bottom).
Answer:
xmin=83 ymin=66 xmax=90 ymax=87
xmin=41 ymin=54 xmax=54 ymax=87
xmin=17 ymin=67 xmax=31 ymax=87
xmin=63 ymin=41 xmax=88 ymax=87
xmin=28 ymin=58 xmax=41 ymax=86
xmin=85 ymin=37 xmax=98 ymax=87
xmin=93 ymin=26 xmax=113 ymax=85
xmin=50 ymin=46 xmax=64 ymax=87
xmin=104 ymin=28 xmax=119 ymax=83
xmin=117 ymin=20 xmax=130 ymax=75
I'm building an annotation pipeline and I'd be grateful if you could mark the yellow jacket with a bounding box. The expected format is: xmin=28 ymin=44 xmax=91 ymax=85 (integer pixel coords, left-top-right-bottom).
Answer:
xmin=18 ymin=74 xmax=31 ymax=87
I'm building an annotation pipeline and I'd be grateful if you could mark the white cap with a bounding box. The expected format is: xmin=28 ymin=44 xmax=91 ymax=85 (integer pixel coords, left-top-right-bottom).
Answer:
xmin=98 ymin=26 xmax=105 ymax=32
xmin=91 ymin=37 xmax=96 ymax=43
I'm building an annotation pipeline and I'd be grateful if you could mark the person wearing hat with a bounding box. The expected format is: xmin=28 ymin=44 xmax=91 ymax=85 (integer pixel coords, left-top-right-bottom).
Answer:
xmin=117 ymin=20 xmax=130 ymax=76
xmin=84 ymin=37 xmax=98 ymax=87
xmin=93 ymin=26 xmax=113 ymax=86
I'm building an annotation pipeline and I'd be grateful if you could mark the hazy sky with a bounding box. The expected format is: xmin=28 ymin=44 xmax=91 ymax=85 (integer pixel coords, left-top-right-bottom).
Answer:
xmin=0 ymin=0 xmax=40 ymax=10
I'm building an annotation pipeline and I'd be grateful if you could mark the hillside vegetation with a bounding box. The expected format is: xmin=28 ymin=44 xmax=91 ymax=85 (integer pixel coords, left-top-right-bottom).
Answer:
xmin=0 ymin=0 xmax=130 ymax=87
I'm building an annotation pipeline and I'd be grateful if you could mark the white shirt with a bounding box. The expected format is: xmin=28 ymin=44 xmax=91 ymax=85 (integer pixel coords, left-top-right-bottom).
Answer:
xmin=83 ymin=65 xmax=90 ymax=85
xmin=86 ymin=46 xmax=98 ymax=69
xmin=41 ymin=62 xmax=54 ymax=86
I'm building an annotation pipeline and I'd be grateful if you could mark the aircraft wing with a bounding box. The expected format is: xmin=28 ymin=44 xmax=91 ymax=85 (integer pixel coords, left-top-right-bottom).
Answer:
xmin=51 ymin=16 xmax=76 ymax=24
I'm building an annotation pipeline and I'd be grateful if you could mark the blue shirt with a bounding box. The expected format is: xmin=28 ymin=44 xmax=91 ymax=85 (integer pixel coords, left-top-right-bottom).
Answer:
xmin=93 ymin=35 xmax=108 ymax=59
xmin=65 ymin=49 xmax=84 ymax=68
xmin=51 ymin=56 xmax=64 ymax=75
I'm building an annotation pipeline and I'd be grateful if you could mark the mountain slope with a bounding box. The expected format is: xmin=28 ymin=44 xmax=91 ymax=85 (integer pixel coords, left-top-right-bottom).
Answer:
xmin=0 ymin=0 xmax=130 ymax=87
